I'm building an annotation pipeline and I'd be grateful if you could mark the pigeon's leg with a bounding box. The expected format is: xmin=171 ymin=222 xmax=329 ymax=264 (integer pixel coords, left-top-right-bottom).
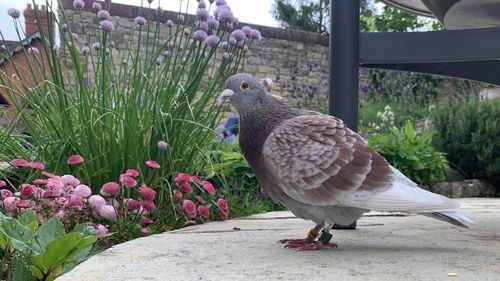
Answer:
xmin=278 ymin=223 xmax=322 ymax=247
xmin=295 ymin=224 xmax=338 ymax=251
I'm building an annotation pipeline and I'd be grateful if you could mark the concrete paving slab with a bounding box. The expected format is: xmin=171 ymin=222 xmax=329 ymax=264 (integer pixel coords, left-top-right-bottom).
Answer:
xmin=57 ymin=198 xmax=500 ymax=281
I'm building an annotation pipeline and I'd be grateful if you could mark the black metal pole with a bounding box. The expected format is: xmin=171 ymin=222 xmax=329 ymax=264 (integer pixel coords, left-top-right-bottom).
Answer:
xmin=329 ymin=0 xmax=360 ymax=131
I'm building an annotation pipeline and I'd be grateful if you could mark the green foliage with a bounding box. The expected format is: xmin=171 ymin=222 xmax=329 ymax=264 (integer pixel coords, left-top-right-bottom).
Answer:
xmin=368 ymin=122 xmax=448 ymax=185
xmin=273 ymin=0 xmax=329 ymax=32
xmin=0 ymin=210 xmax=97 ymax=280
xmin=0 ymin=1 xmax=252 ymax=191
xmin=205 ymin=139 xmax=283 ymax=217
xmin=432 ymin=99 xmax=500 ymax=188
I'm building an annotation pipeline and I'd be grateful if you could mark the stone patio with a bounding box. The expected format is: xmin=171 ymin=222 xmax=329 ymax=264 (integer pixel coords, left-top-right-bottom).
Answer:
xmin=57 ymin=198 xmax=500 ymax=281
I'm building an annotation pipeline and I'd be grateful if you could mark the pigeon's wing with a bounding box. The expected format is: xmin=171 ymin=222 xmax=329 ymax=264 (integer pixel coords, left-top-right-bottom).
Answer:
xmin=261 ymin=114 xmax=459 ymax=212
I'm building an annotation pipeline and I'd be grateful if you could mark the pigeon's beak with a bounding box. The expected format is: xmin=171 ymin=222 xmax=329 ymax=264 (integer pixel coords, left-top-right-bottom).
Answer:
xmin=218 ymin=89 xmax=234 ymax=106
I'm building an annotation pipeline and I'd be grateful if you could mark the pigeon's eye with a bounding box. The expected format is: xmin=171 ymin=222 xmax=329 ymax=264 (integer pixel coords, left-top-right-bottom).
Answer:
xmin=240 ymin=81 xmax=249 ymax=90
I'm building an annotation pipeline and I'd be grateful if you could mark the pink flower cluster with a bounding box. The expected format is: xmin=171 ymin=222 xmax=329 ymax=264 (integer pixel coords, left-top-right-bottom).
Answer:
xmin=0 ymin=155 xmax=157 ymax=237
xmin=172 ymin=173 xmax=229 ymax=227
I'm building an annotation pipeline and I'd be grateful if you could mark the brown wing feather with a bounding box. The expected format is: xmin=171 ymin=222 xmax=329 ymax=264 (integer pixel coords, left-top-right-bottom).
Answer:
xmin=262 ymin=114 xmax=394 ymax=206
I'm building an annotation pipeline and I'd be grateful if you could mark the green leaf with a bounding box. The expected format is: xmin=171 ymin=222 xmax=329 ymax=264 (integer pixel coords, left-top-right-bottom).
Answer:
xmin=0 ymin=231 xmax=7 ymax=248
xmin=1 ymin=216 xmax=41 ymax=255
xmin=35 ymin=217 xmax=65 ymax=252
xmin=43 ymin=232 xmax=97 ymax=272
xmin=13 ymin=261 xmax=34 ymax=281
xmin=18 ymin=209 xmax=38 ymax=233
xmin=73 ymin=223 xmax=96 ymax=237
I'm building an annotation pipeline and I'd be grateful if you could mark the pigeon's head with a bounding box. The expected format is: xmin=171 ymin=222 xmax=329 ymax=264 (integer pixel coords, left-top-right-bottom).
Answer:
xmin=218 ymin=73 xmax=269 ymax=111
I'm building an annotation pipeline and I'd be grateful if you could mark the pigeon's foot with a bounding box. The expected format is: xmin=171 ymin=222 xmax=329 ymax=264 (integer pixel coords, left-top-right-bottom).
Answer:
xmin=280 ymin=239 xmax=337 ymax=250
xmin=278 ymin=238 xmax=314 ymax=248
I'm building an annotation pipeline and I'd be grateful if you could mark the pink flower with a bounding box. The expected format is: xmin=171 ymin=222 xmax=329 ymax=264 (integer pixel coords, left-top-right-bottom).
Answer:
xmin=41 ymin=171 xmax=57 ymax=178
xmin=1 ymin=189 xmax=13 ymax=199
xmin=175 ymin=173 xmax=191 ymax=186
xmin=146 ymin=160 xmax=161 ymax=169
xmin=179 ymin=184 xmax=193 ymax=194
xmin=33 ymin=179 xmax=48 ymax=185
xmin=12 ymin=158 xmax=29 ymax=167
xmin=47 ymin=177 xmax=64 ymax=190
xmin=184 ymin=220 xmax=197 ymax=227
xmin=21 ymin=184 xmax=36 ymax=197
xmin=67 ymin=154 xmax=84 ymax=165
xmin=94 ymin=224 xmax=108 ymax=235
xmin=142 ymin=200 xmax=155 ymax=212
xmin=28 ymin=162 xmax=45 ymax=170
xmin=218 ymin=209 xmax=229 ymax=220
xmin=3 ymin=197 xmax=18 ymax=210
xmin=175 ymin=204 xmax=184 ymax=213
xmin=195 ymin=195 xmax=206 ymax=204
xmin=88 ymin=195 xmax=106 ymax=209
xmin=139 ymin=186 xmax=157 ymax=201
xmin=173 ymin=189 xmax=183 ymax=200
xmin=201 ymin=181 xmax=216 ymax=195
xmin=125 ymin=199 xmax=141 ymax=210
xmin=18 ymin=199 xmax=31 ymax=209
xmin=217 ymin=198 xmax=228 ymax=212
xmin=191 ymin=176 xmax=202 ymax=184
xmin=183 ymin=199 xmax=197 ymax=218
xmin=0 ymin=180 xmax=6 ymax=188
xmin=61 ymin=175 xmax=80 ymax=186
xmin=99 ymin=205 xmax=117 ymax=220
xmin=67 ymin=194 xmax=84 ymax=208
xmin=140 ymin=217 xmax=154 ymax=226
xmin=42 ymin=187 xmax=61 ymax=198
xmin=74 ymin=185 xmax=92 ymax=197
xmin=120 ymin=175 xmax=137 ymax=188
xmin=198 ymin=205 xmax=210 ymax=218
xmin=125 ymin=169 xmax=140 ymax=177
xmin=100 ymin=182 xmax=120 ymax=196
xmin=56 ymin=210 xmax=66 ymax=219
xmin=139 ymin=227 xmax=150 ymax=236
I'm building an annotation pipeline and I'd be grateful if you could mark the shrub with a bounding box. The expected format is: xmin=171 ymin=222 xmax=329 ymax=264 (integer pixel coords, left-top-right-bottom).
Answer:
xmin=368 ymin=122 xmax=448 ymax=185
xmin=432 ymin=98 xmax=500 ymax=188
xmin=0 ymin=210 xmax=97 ymax=280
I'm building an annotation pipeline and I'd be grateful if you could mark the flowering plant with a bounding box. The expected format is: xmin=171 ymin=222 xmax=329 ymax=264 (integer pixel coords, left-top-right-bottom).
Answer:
xmin=170 ymin=172 xmax=229 ymax=227
xmin=0 ymin=155 xmax=160 ymax=244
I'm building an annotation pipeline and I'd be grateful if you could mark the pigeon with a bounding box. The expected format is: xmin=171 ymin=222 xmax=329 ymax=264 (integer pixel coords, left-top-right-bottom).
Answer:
xmin=218 ymin=73 xmax=474 ymax=250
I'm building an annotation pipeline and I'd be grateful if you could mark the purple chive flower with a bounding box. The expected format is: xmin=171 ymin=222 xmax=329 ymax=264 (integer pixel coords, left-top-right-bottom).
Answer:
xmin=72 ymin=33 xmax=79 ymax=41
xmin=28 ymin=47 xmax=39 ymax=55
xmin=110 ymin=41 xmax=115 ymax=48
xmin=157 ymin=141 xmax=168 ymax=151
xmin=250 ymin=29 xmax=261 ymax=41
xmin=209 ymin=0 xmax=215 ymax=3
xmin=207 ymin=17 xmax=219 ymax=29
xmin=216 ymin=0 xmax=227 ymax=6
xmin=226 ymin=22 xmax=234 ymax=31
xmin=232 ymin=17 xmax=239 ymax=27
xmin=242 ymin=26 xmax=252 ymax=37
xmin=228 ymin=37 xmax=237 ymax=45
xmin=236 ymin=40 xmax=245 ymax=48
xmin=92 ymin=42 xmax=101 ymax=51
xmin=183 ymin=28 xmax=191 ymax=35
xmin=231 ymin=29 xmax=245 ymax=42
xmin=148 ymin=0 xmax=154 ymax=3
xmin=156 ymin=56 xmax=163 ymax=65
xmin=196 ymin=8 xmax=209 ymax=21
xmin=80 ymin=46 xmax=90 ymax=56
xmin=177 ymin=15 xmax=185 ymax=23
xmin=135 ymin=16 xmax=146 ymax=26
xmin=156 ymin=7 xmax=163 ymax=15
xmin=61 ymin=23 xmax=68 ymax=32
xmin=218 ymin=9 xmax=233 ymax=23
xmin=166 ymin=20 xmax=174 ymax=28
xmin=100 ymin=20 xmax=115 ymax=32
xmin=0 ymin=44 xmax=6 ymax=51
xmin=98 ymin=10 xmax=110 ymax=20
xmin=73 ymin=0 xmax=85 ymax=9
xmin=92 ymin=2 xmax=102 ymax=12
xmin=198 ymin=0 xmax=206 ymax=9
xmin=205 ymin=35 xmax=220 ymax=47
xmin=222 ymin=52 xmax=230 ymax=59
xmin=199 ymin=22 xmax=209 ymax=32
xmin=220 ymin=41 xmax=228 ymax=50
xmin=167 ymin=41 xmax=174 ymax=48
xmin=193 ymin=30 xmax=208 ymax=42
xmin=162 ymin=50 xmax=171 ymax=57
xmin=7 ymin=8 xmax=20 ymax=19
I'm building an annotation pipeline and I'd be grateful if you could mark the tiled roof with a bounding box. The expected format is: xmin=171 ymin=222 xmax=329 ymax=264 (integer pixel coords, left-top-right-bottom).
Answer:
xmin=0 ymin=32 xmax=44 ymax=67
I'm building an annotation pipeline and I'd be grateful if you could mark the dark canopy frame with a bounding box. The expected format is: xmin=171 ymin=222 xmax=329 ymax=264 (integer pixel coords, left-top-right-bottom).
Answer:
xmin=329 ymin=0 xmax=500 ymax=131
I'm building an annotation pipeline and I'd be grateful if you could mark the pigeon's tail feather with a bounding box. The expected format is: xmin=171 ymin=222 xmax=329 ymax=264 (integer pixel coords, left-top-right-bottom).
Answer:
xmin=421 ymin=211 xmax=474 ymax=228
